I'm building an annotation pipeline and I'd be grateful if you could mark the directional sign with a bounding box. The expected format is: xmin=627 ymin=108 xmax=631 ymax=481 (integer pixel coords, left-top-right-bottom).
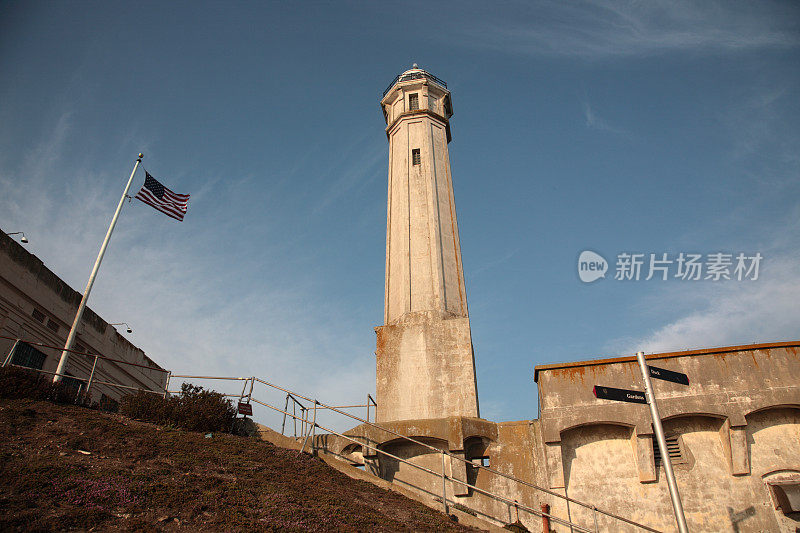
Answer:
xmin=593 ymin=385 xmax=647 ymax=404
xmin=648 ymin=365 xmax=689 ymax=386
xmin=237 ymin=402 xmax=253 ymax=416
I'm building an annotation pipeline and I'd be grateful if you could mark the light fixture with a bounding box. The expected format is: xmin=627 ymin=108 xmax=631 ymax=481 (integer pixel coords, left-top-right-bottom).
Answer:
xmin=110 ymin=322 xmax=133 ymax=333
xmin=5 ymin=231 xmax=28 ymax=244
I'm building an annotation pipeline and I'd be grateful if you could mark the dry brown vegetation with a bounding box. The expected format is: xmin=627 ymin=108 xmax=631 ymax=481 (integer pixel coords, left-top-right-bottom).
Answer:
xmin=0 ymin=397 xmax=478 ymax=532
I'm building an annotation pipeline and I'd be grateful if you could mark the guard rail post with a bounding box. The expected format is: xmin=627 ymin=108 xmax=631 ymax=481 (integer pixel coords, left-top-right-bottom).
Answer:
xmin=3 ymin=339 xmax=19 ymax=367
xmin=441 ymin=451 xmax=449 ymax=514
xmin=85 ymin=355 xmax=99 ymax=398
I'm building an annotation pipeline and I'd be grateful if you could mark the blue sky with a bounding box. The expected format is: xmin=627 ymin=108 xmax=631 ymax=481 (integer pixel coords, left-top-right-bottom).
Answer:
xmin=1 ymin=1 xmax=798 ymax=425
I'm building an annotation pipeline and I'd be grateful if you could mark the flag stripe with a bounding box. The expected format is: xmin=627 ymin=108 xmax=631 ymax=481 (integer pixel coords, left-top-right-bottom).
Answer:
xmin=136 ymin=196 xmax=185 ymax=221
xmin=134 ymin=190 xmax=187 ymax=220
xmin=135 ymin=188 xmax=188 ymax=215
xmin=134 ymin=194 xmax=185 ymax=221
xmin=134 ymin=172 xmax=190 ymax=222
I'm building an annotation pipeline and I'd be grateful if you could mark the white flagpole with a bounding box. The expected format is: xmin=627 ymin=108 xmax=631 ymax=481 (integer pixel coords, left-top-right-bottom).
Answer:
xmin=53 ymin=153 xmax=143 ymax=383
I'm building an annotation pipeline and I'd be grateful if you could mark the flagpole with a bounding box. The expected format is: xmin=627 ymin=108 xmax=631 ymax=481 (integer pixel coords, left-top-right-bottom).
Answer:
xmin=53 ymin=153 xmax=143 ymax=383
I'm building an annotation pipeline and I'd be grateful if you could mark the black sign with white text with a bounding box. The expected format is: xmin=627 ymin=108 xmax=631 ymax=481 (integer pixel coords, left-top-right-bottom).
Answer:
xmin=593 ymin=385 xmax=647 ymax=404
xmin=648 ymin=365 xmax=689 ymax=386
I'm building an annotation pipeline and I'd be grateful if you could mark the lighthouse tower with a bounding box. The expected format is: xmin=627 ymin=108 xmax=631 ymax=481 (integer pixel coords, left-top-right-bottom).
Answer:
xmin=376 ymin=65 xmax=479 ymax=422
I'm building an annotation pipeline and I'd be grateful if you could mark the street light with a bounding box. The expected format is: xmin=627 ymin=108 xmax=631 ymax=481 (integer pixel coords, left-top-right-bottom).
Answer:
xmin=5 ymin=232 xmax=28 ymax=243
xmin=110 ymin=322 xmax=133 ymax=333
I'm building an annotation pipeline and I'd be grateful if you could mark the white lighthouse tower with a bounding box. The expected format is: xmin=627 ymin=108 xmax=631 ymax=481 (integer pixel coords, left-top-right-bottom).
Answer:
xmin=376 ymin=65 xmax=479 ymax=423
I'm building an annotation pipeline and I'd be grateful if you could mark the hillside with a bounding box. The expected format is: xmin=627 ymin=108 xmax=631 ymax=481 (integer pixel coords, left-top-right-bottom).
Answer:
xmin=0 ymin=398 xmax=478 ymax=532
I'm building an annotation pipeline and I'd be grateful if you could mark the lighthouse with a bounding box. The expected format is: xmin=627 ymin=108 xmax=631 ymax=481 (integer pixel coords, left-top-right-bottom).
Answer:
xmin=375 ymin=65 xmax=479 ymax=422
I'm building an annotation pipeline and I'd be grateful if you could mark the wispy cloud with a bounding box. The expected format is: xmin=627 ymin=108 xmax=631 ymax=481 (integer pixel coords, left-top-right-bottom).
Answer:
xmin=582 ymin=100 xmax=627 ymax=135
xmin=449 ymin=0 xmax=800 ymax=58
xmin=472 ymin=246 xmax=521 ymax=275
xmin=311 ymin=135 xmax=385 ymax=215
xmin=614 ymin=250 xmax=800 ymax=355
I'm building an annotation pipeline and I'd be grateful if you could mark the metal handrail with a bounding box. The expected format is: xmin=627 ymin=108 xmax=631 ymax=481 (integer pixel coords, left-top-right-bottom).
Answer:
xmin=4 ymin=363 xmax=165 ymax=396
xmin=1 ymin=350 xmax=657 ymax=531
xmin=250 ymin=396 xmax=594 ymax=533
xmin=0 ymin=335 xmax=168 ymax=374
xmin=2 ymin=336 xmax=168 ymax=399
xmin=247 ymin=376 xmax=659 ymax=532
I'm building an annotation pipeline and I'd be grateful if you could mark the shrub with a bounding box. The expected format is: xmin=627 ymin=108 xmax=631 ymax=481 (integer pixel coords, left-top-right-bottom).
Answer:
xmin=119 ymin=382 xmax=236 ymax=433
xmin=0 ymin=366 xmax=91 ymax=406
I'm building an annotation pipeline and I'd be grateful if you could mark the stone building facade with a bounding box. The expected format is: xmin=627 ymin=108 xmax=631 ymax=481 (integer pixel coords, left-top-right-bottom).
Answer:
xmin=535 ymin=343 xmax=800 ymax=532
xmin=0 ymin=230 xmax=167 ymax=405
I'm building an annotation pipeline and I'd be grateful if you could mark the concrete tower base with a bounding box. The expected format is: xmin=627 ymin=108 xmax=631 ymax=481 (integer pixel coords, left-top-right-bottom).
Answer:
xmin=375 ymin=310 xmax=479 ymax=423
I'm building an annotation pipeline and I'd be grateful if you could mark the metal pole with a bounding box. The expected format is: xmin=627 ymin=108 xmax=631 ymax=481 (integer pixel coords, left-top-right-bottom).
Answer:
xmin=592 ymin=506 xmax=599 ymax=532
xmin=54 ymin=154 xmax=144 ymax=382
xmin=299 ymin=400 xmax=317 ymax=454
xmin=238 ymin=378 xmax=248 ymax=404
xmin=441 ymin=451 xmax=449 ymax=514
xmin=281 ymin=394 xmax=290 ymax=435
xmin=636 ymin=351 xmax=689 ymax=533
xmin=163 ymin=371 xmax=172 ymax=398
xmin=3 ymin=339 xmax=19 ymax=367
xmin=311 ymin=400 xmax=317 ymax=453
xmin=366 ymin=393 xmax=370 ymax=423
xmin=85 ymin=355 xmax=99 ymax=398
xmin=541 ymin=504 xmax=551 ymax=533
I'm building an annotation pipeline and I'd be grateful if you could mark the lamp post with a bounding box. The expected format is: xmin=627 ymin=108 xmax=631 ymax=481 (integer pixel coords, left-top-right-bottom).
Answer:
xmin=5 ymin=232 xmax=28 ymax=243
xmin=109 ymin=323 xmax=133 ymax=333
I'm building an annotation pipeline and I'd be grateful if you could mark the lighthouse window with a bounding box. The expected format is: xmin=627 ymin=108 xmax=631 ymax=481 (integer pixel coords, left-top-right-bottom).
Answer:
xmin=412 ymin=149 xmax=421 ymax=165
xmin=409 ymin=93 xmax=419 ymax=110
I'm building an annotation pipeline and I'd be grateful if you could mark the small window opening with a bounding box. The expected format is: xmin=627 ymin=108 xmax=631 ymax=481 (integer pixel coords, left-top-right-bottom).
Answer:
xmin=412 ymin=149 xmax=421 ymax=165
xmin=11 ymin=341 xmax=48 ymax=370
xmin=31 ymin=308 xmax=46 ymax=323
xmin=46 ymin=319 xmax=59 ymax=333
xmin=470 ymin=456 xmax=490 ymax=468
xmin=409 ymin=93 xmax=419 ymax=111
xmin=653 ymin=435 xmax=685 ymax=466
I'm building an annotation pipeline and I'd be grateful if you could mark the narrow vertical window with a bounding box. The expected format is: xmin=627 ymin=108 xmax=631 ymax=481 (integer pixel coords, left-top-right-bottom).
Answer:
xmin=409 ymin=93 xmax=419 ymax=110
xmin=412 ymin=149 xmax=421 ymax=165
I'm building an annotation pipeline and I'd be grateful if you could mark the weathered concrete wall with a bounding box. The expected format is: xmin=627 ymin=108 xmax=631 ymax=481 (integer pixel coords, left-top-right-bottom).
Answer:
xmin=0 ymin=229 xmax=167 ymax=402
xmin=535 ymin=344 xmax=800 ymax=532
xmin=376 ymin=310 xmax=478 ymax=421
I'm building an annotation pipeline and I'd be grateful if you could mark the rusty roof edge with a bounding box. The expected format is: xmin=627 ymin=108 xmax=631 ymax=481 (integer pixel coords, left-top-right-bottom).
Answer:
xmin=532 ymin=341 xmax=800 ymax=382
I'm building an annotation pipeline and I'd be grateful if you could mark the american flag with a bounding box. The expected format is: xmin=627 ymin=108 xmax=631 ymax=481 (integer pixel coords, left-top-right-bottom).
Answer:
xmin=134 ymin=172 xmax=190 ymax=221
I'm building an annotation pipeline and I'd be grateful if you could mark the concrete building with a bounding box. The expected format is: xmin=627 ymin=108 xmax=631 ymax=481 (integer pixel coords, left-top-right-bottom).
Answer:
xmin=0 ymin=230 xmax=168 ymax=407
xmin=535 ymin=343 xmax=800 ymax=532
xmin=313 ymin=67 xmax=800 ymax=533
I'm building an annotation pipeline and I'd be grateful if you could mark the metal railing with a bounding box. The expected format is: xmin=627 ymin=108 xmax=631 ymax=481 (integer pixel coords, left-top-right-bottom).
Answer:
xmin=172 ymin=373 xmax=660 ymax=533
xmin=1 ymin=336 xmax=169 ymax=401
xmin=383 ymin=70 xmax=448 ymax=97
xmin=0 ymin=344 xmax=658 ymax=532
